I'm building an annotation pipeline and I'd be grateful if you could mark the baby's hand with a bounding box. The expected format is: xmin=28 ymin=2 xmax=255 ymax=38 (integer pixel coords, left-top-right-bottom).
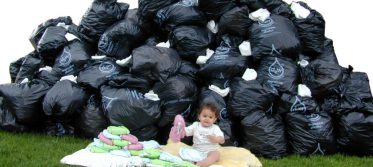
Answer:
xmin=207 ymin=135 xmax=224 ymax=144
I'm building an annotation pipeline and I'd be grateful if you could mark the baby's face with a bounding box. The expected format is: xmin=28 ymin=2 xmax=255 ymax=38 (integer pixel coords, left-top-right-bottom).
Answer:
xmin=198 ymin=108 xmax=217 ymax=127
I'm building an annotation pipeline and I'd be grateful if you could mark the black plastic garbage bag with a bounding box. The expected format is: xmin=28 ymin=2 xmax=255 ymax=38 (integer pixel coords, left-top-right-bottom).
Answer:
xmin=131 ymin=125 xmax=159 ymax=141
xmin=98 ymin=9 xmax=146 ymax=59
xmin=43 ymin=80 xmax=88 ymax=136
xmin=300 ymin=59 xmax=343 ymax=97
xmin=277 ymin=93 xmax=318 ymax=115
xmin=262 ymin=0 xmax=293 ymax=19
xmin=37 ymin=26 xmax=68 ymax=56
xmin=337 ymin=111 xmax=373 ymax=156
xmin=0 ymin=81 xmax=50 ymax=125
xmin=9 ymin=57 xmax=25 ymax=83
xmin=293 ymin=2 xmax=325 ymax=55
xmin=43 ymin=80 xmax=89 ymax=120
xmin=15 ymin=51 xmax=42 ymax=83
xmin=322 ymin=71 xmax=373 ymax=116
xmin=198 ymin=89 xmax=238 ymax=146
xmin=198 ymin=35 xmax=247 ymax=80
xmin=130 ymin=45 xmax=181 ymax=82
xmin=106 ymin=73 xmax=153 ymax=93
xmin=249 ymin=14 xmax=300 ymax=61
xmin=75 ymin=95 xmax=109 ymax=138
xmin=77 ymin=58 xmax=124 ymax=91
xmin=100 ymin=85 xmax=161 ymax=130
xmin=169 ymin=26 xmax=214 ymax=62
xmin=53 ymin=39 xmax=92 ymax=76
xmin=218 ymin=6 xmax=252 ymax=37
xmin=153 ymin=75 xmax=198 ymax=127
xmin=137 ymin=0 xmax=179 ymax=20
xmin=240 ymin=111 xmax=288 ymax=159
xmin=256 ymin=56 xmax=300 ymax=94
xmin=0 ymin=97 xmax=30 ymax=132
xmin=34 ymin=69 xmax=62 ymax=86
xmin=154 ymin=75 xmax=198 ymax=101
xmin=179 ymin=61 xmax=200 ymax=81
xmin=155 ymin=0 xmax=206 ymax=32
xmin=198 ymin=0 xmax=236 ymax=20
xmin=317 ymin=38 xmax=339 ymax=64
xmin=78 ymin=0 xmax=129 ymax=43
xmin=285 ymin=111 xmax=336 ymax=155
xmin=228 ymin=77 xmax=277 ymax=118
xmin=29 ymin=16 xmax=72 ymax=49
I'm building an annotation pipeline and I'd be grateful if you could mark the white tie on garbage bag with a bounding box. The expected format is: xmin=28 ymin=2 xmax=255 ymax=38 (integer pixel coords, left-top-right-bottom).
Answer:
xmin=298 ymin=84 xmax=312 ymax=97
xmin=249 ymin=8 xmax=270 ymax=22
xmin=207 ymin=20 xmax=218 ymax=34
xmin=38 ymin=66 xmax=53 ymax=72
xmin=209 ymin=85 xmax=230 ymax=97
xmin=156 ymin=41 xmax=170 ymax=48
xmin=116 ymin=55 xmax=132 ymax=67
xmin=239 ymin=41 xmax=252 ymax=56
xmin=290 ymin=2 xmax=311 ymax=19
xmin=144 ymin=90 xmax=160 ymax=101
xmin=242 ymin=68 xmax=257 ymax=81
xmin=196 ymin=48 xmax=214 ymax=65
xmin=298 ymin=59 xmax=309 ymax=67
xmin=92 ymin=55 xmax=107 ymax=60
xmin=60 ymin=75 xmax=77 ymax=83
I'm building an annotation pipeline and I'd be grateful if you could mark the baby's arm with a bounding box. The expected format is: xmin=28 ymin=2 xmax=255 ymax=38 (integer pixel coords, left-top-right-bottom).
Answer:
xmin=184 ymin=122 xmax=197 ymax=137
xmin=207 ymin=135 xmax=225 ymax=144
xmin=207 ymin=125 xmax=225 ymax=144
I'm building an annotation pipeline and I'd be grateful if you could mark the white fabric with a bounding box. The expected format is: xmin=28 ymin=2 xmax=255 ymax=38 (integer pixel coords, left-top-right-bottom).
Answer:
xmin=103 ymin=129 xmax=121 ymax=140
xmin=59 ymin=75 xmax=77 ymax=83
xmin=159 ymin=151 xmax=183 ymax=162
xmin=39 ymin=66 xmax=52 ymax=72
xmin=239 ymin=41 xmax=252 ymax=56
xmin=179 ymin=147 xmax=207 ymax=162
xmin=91 ymin=55 xmax=107 ymax=60
xmin=298 ymin=84 xmax=312 ymax=97
xmin=249 ymin=8 xmax=270 ymax=22
xmin=140 ymin=140 xmax=160 ymax=150
xmin=242 ymin=68 xmax=257 ymax=81
xmin=196 ymin=49 xmax=214 ymax=64
xmin=144 ymin=90 xmax=160 ymax=101
xmin=20 ymin=78 xmax=29 ymax=84
xmin=60 ymin=149 xmax=130 ymax=167
xmin=185 ymin=122 xmax=224 ymax=154
xmin=290 ymin=2 xmax=311 ymax=19
xmin=116 ymin=55 xmax=132 ymax=67
xmin=156 ymin=41 xmax=170 ymax=48
xmin=209 ymin=85 xmax=230 ymax=97
xmin=207 ymin=20 xmax=218 ymax=34
xmin=298 ymin=59 xmax=309 ymax=67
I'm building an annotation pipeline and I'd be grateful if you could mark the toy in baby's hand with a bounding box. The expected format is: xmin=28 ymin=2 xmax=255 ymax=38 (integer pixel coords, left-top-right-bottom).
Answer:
xmin=169 ymin=114 xmax=186 ymax=143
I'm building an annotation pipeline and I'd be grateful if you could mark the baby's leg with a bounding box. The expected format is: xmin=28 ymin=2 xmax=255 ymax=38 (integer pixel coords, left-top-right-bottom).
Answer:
xmin=196 ymin=151 xmax=220 ymax=167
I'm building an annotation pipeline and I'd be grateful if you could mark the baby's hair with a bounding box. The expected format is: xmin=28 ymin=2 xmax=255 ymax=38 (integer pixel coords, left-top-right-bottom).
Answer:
xmin=198 ymin=102 xmax=219 ymax=118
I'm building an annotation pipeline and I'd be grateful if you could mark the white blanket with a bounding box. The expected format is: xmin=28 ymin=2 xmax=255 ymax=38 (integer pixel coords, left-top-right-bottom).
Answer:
xmin=60 ymin=149 xmax=130 ymax=167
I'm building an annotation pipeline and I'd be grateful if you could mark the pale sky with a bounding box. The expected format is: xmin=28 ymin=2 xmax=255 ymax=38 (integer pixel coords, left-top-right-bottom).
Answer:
xmin=0 ymin=0 xmax=372 ymax=91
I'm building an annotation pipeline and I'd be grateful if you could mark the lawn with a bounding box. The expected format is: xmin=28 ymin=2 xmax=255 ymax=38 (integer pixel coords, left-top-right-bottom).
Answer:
xmin=0 ymin=130 xmax=371 ymax=167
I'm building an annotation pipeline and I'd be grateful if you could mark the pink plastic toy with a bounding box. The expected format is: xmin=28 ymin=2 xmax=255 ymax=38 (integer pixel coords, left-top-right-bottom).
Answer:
xmin=169 ymin=114 xmax=186 ymax=143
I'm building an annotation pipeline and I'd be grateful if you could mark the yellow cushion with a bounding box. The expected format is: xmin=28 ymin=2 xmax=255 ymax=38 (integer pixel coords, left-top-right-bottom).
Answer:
xmin=162 ymin=140 xmax=262 ymax=167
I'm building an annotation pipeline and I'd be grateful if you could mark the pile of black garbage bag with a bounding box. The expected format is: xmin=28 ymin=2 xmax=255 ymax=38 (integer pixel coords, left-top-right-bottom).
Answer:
xmin=1 ymin=0 xmax=372 ymax=159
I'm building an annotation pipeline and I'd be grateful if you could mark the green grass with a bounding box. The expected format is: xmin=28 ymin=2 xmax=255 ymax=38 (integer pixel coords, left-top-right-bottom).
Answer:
xmin=260 ymin=154 xmax=373 ymax=167
xmin=0 ymin=130 xmax=90 ymax=167
xmin=0 ymin=130 xmax=372 ymax=167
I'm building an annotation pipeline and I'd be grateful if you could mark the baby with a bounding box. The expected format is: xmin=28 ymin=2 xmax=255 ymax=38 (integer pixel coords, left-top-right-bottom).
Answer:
xmin=171 ymin=102 xmax=225 ymax=167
